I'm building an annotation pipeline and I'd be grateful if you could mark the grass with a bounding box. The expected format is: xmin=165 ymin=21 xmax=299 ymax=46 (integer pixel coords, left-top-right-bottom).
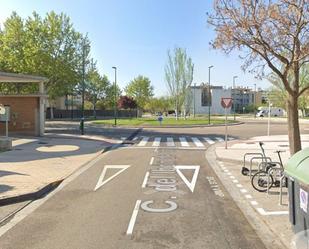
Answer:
xmin=92 ymin=117 xmax=237 ymax=126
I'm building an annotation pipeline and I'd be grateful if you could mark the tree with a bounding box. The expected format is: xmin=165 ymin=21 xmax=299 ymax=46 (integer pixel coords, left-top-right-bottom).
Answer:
xmin=104 ymin=84 xmax=122 ymax=109
xmin=0 ymin=11 xmax=88 ymax=118
xmin=85 ymin=61 xmax=109 ymax=119
xmin=208 ymin=1 xmax=309 ymax=154
xmin=125 ymin=75 xmax=154 ymax=115
xmin=117 ymin=96 xmax=137 ymax=110
xmin=164 ymin=47 xmax=194 ymax=120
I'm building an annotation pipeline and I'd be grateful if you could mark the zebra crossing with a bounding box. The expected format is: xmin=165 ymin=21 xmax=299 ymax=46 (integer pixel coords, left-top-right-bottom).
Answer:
xmin=130 ymin=136 xmax=233 ymax=148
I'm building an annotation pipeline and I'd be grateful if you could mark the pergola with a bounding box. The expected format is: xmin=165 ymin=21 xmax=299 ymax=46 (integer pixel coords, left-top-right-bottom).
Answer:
xmin=0 ymin=71 xmax=47 ymax=136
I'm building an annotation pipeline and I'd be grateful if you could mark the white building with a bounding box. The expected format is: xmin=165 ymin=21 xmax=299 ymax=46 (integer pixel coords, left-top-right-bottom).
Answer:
xmin=190 ymin=84 xmax=232 ymax=115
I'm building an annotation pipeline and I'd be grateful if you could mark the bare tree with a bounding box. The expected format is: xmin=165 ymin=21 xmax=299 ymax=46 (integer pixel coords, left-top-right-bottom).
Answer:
xmin=208 ymin=0 xmax=309 ymax=154
xmin=165 ymin=47 xmax=194 ymax=120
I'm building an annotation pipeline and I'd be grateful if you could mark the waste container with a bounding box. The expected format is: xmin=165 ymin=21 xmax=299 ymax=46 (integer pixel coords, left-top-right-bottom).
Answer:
xmin=285 ymin=148 xmax=309 ymax=233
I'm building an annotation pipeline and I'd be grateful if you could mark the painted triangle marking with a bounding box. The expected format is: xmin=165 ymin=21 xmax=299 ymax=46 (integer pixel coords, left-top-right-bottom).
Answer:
xmin=94 ymin=165 xmax=130 ymax=191
xmin=175 ymin=165 xmax=200 ymax=192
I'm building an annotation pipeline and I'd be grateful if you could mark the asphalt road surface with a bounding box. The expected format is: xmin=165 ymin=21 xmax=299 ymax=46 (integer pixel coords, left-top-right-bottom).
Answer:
xmin=1 ymin=120 xmax=307 ymax=249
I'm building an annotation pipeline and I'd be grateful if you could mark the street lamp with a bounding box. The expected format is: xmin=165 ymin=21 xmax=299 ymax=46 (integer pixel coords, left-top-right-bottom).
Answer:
xmin=254 ymin=83 xmax=257 ymax=118
xmin=193 ymin=83 xmax=196 ymax=118
xmin=112 ymin=66 xmax=117 ymax=126
xmin=80 ymin=38 xmax=86 ymax=135
xmin=233 ymin=76 xmax=238 ymax=121
xmin=208 ymin=65 xmax=214 ymax=125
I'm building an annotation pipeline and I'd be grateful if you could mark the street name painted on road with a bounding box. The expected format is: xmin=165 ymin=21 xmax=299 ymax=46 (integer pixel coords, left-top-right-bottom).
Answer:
xmin=94 ymin=165 xmax=130 ymax=191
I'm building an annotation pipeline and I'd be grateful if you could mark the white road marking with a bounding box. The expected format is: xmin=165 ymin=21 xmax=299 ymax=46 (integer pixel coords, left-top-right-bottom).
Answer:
xmin=167 ymin=137 xmax=175 ymax=147
xmin=138 ymin=137 xmax=149 ymax=146
xmin=142 ymin=172 xmax=150 ymax=188
xmin=240 ymin=189 xmax=248 ymax=193
xmin=152 ymin=137 xmax=161 ymax=147
xmin=121 ymin=137 xmax=126 ymax=141
xmin=229 ymin=176 xmax=235 ymax=179
xmin=203 ymin=137 xmax=215 ymax=145
xmin=232 ymin=179 xmax=239 ymax=183
xmin=251 ymin=201 xmax=258 ymax=206
xmin=215 ymin=137 xmax=224 ymax=142
xmin=256 ymin=208 xmax=288 ymax=216
xmin=133 ymin=136 xmax=138 ymax=141
xmin=179 ymin=137 xmax=189 ymax=147
xmin=245 ymin=194 xmax=253 ymax=199
xmin=191 ymin=137 xmax=204 ymax=147
xmin=175 ymin=165 xmax=200 ymax=192
xmin=126 ymin=200 xmax=142 ymax=235
xmin=149 ymin=157 xmax=154 ymax=165
xmin=94 ymin=165 xmax=131 ymax=191
xmin=236 ymin=184 xmax=243 ymax=188
xmin=227 ymin=172 xmax=232 ymax=175
xmin=223 ymin=169 xmax=229 ymax=172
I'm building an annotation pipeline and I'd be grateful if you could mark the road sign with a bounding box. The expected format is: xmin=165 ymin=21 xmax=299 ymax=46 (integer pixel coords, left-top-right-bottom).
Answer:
xmin=221 ymin=98 xmax=233 ymax=109
xmin=0 ymin=105 xmax=5 ymax=115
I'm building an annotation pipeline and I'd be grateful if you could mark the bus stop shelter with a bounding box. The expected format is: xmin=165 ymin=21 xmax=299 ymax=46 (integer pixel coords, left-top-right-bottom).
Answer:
xmin=0 ymin=72 xmax=47 ymax=137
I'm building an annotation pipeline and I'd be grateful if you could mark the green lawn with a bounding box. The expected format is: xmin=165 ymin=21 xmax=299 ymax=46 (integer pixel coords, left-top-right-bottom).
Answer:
xmin=92 ymin=117 xmax=237 ymax=126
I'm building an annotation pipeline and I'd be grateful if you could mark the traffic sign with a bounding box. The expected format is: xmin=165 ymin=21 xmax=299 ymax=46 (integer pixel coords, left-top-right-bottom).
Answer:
xmin=221 ymin=98 xmax=233 ymax=109
xmin=0 ymin=105 xmax=5 ymax=115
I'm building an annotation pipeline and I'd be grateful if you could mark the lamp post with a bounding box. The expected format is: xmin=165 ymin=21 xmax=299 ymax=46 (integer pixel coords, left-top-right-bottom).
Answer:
xmin=233 ymin=76 xmax=238 ymax=121
xmin=193 ymin=83 xmax=196 ymax=118
xmin=254 ymin=83 xmax=257 ymax=118
xmin=112 ymin=66 xmax=117 ymax=126
xmin=208 ymin=65 xmax=214 ymax=125
xmin=80 ymin=39 xmax=86 ymax=135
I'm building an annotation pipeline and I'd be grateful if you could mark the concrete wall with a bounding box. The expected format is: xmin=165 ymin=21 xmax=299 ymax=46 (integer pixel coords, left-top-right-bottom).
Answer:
xmin=0 ymin=97 xmax=40 ymax=136
xmin=191 ymin=87 xmax=232 ymax=115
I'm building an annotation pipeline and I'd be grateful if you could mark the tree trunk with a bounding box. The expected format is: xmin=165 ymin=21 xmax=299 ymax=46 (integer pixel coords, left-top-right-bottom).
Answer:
xmin=287 ymin=94 xmax=301 ymax=155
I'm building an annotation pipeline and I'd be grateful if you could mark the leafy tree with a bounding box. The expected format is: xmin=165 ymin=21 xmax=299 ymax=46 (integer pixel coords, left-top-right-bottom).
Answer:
xmin=125 ymin=75 xmax=154 ymax=114
xmin=0 ymin=11 xmax=88 ymax=118
xmin=208 ymin=1 xmax=309 ymax=154
xmin=145 ymin=96 xmax=173 ymax=114
xmin=104 ymin=84 xmax=122 ymax=109
xmin=117 ymin=96 xmax=137 ymax=110
xmin=165 ymin=47 xmax=194 ymax=120
xmin=85 ymin=61 xmax=109 ymax=118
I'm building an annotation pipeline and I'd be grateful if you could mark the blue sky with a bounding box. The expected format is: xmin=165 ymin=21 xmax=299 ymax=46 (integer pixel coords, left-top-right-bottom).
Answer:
xmin=0 ymin=0 xmax=270 ymax=96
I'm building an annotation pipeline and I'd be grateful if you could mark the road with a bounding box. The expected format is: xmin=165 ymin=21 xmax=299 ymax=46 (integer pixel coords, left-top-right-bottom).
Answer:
xmin=0 ymin=121 xmax=306 ymax=248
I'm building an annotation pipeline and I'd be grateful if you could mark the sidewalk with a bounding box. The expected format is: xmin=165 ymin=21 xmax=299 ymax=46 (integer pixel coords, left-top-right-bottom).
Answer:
xmin=0 ymin=134 xmax=122 ymax=205
xmin=208 ymin=135 xmax=304 ymax=249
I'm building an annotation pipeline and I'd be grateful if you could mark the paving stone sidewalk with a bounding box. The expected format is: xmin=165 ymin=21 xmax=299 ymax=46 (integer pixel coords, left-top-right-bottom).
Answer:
xmin=211 ymin=135 xmax=306 ymax=249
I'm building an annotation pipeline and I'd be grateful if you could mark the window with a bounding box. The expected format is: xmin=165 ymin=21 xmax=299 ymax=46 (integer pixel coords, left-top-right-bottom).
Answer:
xmin=201 ymin=87 xmax=211 ymax=106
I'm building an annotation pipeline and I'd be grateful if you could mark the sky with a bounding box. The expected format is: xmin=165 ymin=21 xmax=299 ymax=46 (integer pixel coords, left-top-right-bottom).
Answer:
xmin=0 ymin=0 xmax=271 ymax=96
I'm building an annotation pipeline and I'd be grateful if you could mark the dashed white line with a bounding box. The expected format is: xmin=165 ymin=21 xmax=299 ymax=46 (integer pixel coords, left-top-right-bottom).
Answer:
xmin=240 ymin=189 xmax=248 ymax=193
xmin=179 ymin=137 xmax=189 ymax=147
xmin=250 ymin=201 xmax=258 ymax=206
xmin=126 ymin=200 xmax=142 ymax=235
xmin=192 ymin=137 xmax=204 ymax=147
xmin=245 ymin=194 xmax=253 ymax=199
xmin=229 ymin=176 xmax=235 ymax=179
xmin=232 ymin=180 xmax=239 ymax=183
xmin=215 ymin=137 xmax=224 ymax=142
xmin=236 ymin=184 xmax=243 ymax=188
xmin=149 ymin=157 xmax=154 ymax=165
xmin=142 ymin=172 xmax=150 ymax=188
xmin=152 ymin=137 xmax=161 ymax=147
xmin=138 ymin=137 xmax=149 ymax=146
xmin=167 ymin=137 xmax=175 ymax=147
xmin=204 ymin=137 xmax=215 ymax=145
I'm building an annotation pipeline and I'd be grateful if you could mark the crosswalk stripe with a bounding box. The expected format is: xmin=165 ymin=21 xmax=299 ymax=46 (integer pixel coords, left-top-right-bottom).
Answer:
xmin=138 ymin=137 xmax=149 ymax=146
xmin=215 ymin=137 xmax=224 ymax=142
xmin=192 ymin=137 xmax=204 ymax=147
xmin=152 ymin=137 xmax=161 ymax=147
xmin=179 ymin=137 xmax=189 ymax=147
xmin=167 ymin=137 xmax=175 ymax=147
xmin=203 ymin=137 xmax=215 ymax=144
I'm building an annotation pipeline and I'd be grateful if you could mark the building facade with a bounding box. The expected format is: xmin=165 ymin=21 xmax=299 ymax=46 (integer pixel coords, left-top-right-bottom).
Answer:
xmin=190 ymin=84 xmax=232 ymax=115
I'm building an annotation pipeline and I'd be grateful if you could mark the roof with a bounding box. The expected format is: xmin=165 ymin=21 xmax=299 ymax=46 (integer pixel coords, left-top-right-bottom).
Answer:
xmin=0 ymin=72 xmax=47 ymax=83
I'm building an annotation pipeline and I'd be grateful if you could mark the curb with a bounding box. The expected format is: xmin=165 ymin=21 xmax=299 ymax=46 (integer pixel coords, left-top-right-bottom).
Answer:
xmin=0 ymin=127 xmax=140 ymax=208
xmin=90 ymin=122 xmax=243 ymax=129
xmin=205 ymin=144 xmax=289 ymax=249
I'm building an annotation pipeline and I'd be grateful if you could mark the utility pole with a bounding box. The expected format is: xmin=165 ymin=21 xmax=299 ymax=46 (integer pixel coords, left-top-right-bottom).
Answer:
xmin=208 ymin=66 xmax=214 ymax=125
xmin=233 ymin=76 xmax=238 ymax=121
xmin=112 ymin=66 xmax=117 ymax=126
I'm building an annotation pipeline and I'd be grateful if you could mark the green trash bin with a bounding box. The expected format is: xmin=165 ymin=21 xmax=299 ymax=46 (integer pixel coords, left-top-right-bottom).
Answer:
xmin=285 ymin=148 xmax=309 ymax=233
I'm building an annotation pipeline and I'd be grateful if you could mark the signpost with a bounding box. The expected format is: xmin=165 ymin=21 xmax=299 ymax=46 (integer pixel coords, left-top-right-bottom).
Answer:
xmin=0 ymin=105 xmax=8 ymax=137
xmin=221 ymin=98 xmax=233 ymax=149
